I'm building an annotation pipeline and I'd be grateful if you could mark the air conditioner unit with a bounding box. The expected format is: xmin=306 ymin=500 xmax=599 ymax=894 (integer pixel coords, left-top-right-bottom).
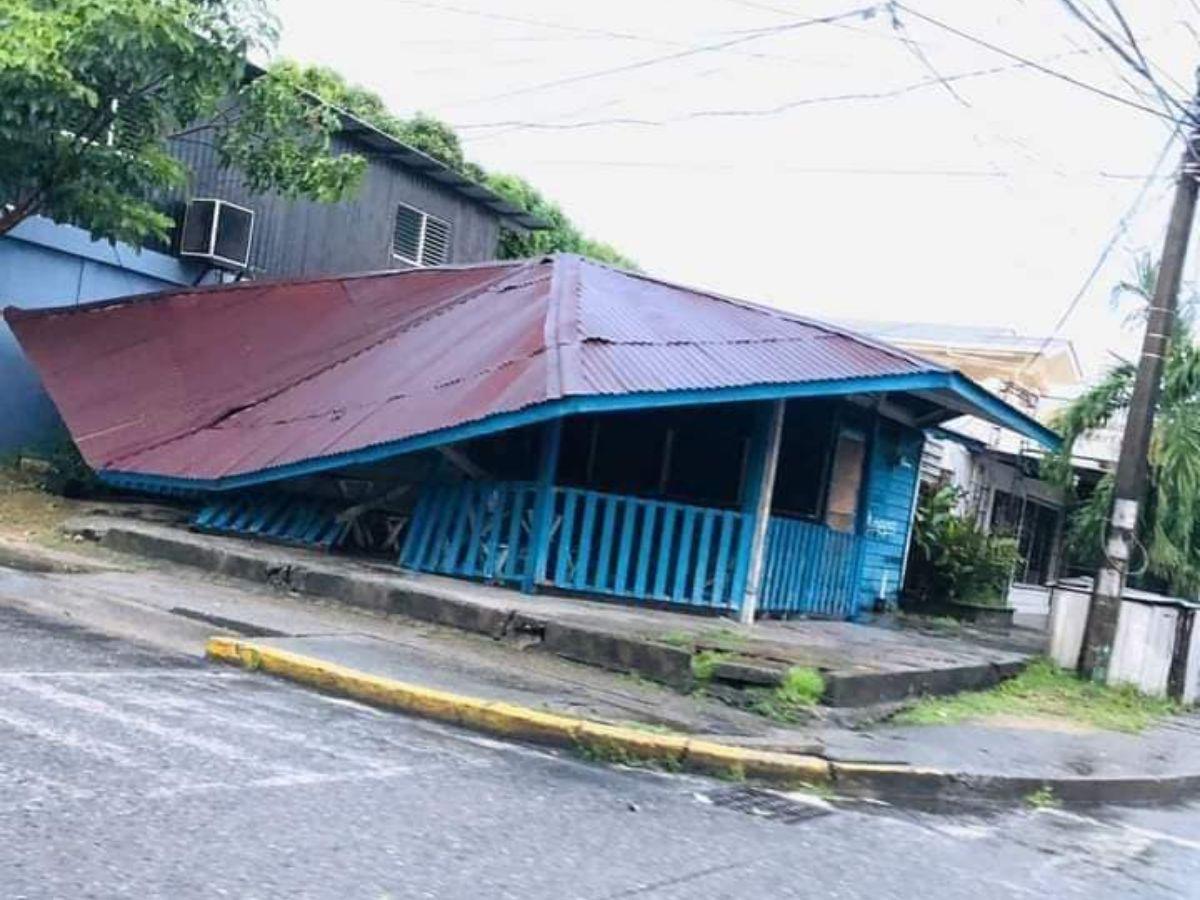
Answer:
xmin=179 ymin=198 xmax=254 ymax=270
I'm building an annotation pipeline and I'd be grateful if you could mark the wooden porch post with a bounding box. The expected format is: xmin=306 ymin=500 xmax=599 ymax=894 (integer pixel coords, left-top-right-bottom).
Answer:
xmin=523 ymin=417 xmax=563 ymax=593
xmin=737 ymin=399 xmax=786 ymax=625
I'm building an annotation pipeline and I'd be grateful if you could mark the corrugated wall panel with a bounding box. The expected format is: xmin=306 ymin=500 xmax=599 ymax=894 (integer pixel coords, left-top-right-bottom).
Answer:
xmin=165 ymin=134 xmax=503 ymax=277
xmin=858 ymin=420 xmax=923 ymax=609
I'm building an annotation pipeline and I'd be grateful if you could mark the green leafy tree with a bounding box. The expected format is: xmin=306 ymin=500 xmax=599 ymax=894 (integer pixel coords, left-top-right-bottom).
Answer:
xmin=484 ymin=172 xmax=638 ymax=269
xmin=1050 ymin=258 xmax=1200 ymax=596
xmin=276 ymin=64 xmax=636 ymax=268
xmin=0 ymin=0 xmax=366 ymax=246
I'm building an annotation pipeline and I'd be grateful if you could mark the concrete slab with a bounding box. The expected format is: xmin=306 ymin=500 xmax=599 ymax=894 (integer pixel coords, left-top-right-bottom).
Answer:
xmin=62 ymin=514 xmax=1039 ymax=705
xmin=819 ymin=713 xmax=1200 ymax=781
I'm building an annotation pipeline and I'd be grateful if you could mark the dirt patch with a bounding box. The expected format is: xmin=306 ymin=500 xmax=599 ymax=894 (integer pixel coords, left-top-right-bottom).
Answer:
xmin=0 ymin=466 xmax=84 ymax=546
xmin=969 ymin=713 xmax=1098 ymax=734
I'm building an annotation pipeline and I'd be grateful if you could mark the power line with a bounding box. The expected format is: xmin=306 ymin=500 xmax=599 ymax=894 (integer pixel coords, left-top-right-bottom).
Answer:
xmin=891 ymin=2 xmax=1179 ymax=123
xmin=453 ymin=44 xmax=1127 ymax=133
xmin=1016 ymin=123 xmax=1185 ymax=376
xmin=1058 ymin=0 xmax=1192 ymax=121
xmin=440 ymin=4 xmax=883 ymax=109
xmin=506 ymin=158 xmax=1164 ymax=179
xmin=393 ymin=0 xmax=885 ymax=70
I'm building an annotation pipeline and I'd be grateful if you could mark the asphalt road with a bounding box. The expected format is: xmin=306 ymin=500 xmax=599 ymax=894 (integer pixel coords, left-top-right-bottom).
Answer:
xmin=1 ymin=605 xmax=1198 ymax=899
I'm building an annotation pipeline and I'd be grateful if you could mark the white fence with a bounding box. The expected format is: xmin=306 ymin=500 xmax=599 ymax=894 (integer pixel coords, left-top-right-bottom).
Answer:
xmin=1048 ymin=577 xmax=1200 ymax=702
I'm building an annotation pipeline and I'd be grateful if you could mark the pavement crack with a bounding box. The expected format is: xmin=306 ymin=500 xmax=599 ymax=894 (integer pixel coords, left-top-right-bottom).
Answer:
xmin=594 ymin=859 xmax=757 ymax=898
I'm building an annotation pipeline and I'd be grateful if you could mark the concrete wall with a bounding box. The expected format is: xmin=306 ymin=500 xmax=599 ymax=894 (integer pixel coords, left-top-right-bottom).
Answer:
xmin=0 ymin=217 xmax=203 ymax=454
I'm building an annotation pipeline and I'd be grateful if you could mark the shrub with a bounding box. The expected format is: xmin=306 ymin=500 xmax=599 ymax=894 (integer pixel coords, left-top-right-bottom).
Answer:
xmin=910 ymin=486 xmax=1021 ymax=606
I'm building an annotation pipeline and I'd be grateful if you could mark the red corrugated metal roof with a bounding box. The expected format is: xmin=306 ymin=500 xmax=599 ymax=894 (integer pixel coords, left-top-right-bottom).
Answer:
xmin=5 ymin=254 xmax=951 ymax=483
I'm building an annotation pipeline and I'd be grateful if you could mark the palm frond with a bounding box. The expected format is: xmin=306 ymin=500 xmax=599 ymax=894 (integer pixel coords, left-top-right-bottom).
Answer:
xmin=1045 ymin=365 xmax=1135 ymax=488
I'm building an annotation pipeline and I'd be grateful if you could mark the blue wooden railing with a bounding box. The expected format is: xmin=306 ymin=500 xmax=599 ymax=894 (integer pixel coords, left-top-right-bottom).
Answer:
xmin=399 ymin=481 xmax=541 ymax=584
xmin=399 ymin=480 xmax=864 ymax=618
xmin=759 ymin=515 xmax=864 ymax=618
xmin=544 ymin=487 xmax=751 ymax=611
xmin=194 ymin=494 xmax=350 ymax=550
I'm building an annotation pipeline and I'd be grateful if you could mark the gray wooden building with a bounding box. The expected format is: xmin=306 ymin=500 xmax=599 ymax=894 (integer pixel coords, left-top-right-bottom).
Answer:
xmin=165 ymin=114 xmax=542 ymax=278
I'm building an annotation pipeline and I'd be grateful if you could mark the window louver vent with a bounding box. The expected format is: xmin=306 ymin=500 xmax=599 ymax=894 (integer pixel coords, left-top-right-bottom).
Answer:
xmin=392 ymin=203 xmax=452 ymax=267
xmin=421 ymin=216 xmax=451 ymax=266
xmin=392 ymin=205 xmax=423 ymax=264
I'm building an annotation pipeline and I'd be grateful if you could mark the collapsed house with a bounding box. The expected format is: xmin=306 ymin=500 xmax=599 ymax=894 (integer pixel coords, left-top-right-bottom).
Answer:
xmin=5 ymin=254 xmax=1057 ymax=621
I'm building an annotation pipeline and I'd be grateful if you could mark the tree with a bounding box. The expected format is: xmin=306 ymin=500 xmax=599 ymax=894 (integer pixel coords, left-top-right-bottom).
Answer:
xmin=485 ymin=172 xmax=638 ymax=270
xmin=0 ymin=0 xmax=366 ymax=247
xmin=278 ymin=64 xmax=636 ymax=268
xmin=1050 ymin=257 xmax=1200 ymax=597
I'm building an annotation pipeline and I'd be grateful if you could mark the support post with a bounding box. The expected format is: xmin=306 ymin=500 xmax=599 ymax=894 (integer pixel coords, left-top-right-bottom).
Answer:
xmin=523 ymin=417 xmax=563 ymax=593
xmin=1080 ymin=104 xmax=1200 ymax=681
xmin=736 ymin=400 xmax=786 ymax=625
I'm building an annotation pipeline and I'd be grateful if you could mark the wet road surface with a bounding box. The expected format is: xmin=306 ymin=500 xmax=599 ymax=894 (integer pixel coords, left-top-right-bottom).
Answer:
xmin=0 ymin=605 xmax=1197 ymax=899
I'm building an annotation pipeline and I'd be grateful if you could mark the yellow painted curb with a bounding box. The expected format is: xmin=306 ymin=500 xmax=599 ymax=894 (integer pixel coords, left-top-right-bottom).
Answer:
xmin=206 ymin=636 xmax=835 ymax=784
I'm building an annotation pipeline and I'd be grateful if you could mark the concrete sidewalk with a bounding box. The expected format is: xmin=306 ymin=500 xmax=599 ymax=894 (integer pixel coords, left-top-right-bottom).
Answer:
xmin=63 ymin=513 xmax=1039 ymax=706
xmin=4 ymin=532 xmax=1200 ymax=805
xmin=209 ymin=630 xmax=1200 ymax=806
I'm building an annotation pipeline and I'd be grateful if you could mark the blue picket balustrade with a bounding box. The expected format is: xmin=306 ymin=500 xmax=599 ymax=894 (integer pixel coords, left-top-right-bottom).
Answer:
xmin=399 ymin=480 xmax=865 ymax=618
xmin=193 ymin=494 xmax=351 ymax=551
xmin=758 ymin=515 xmax=865 ymax=618
xmin=399 ymin=481 xmax=541 ymax=584
xmin=544 ymin=487 xmax=752 ymax=611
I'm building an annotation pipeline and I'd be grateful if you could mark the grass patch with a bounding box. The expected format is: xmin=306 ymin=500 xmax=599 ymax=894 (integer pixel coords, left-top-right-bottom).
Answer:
xmin=1024 ymin=786 xmax=1060 ymax=809
xmin=691 ymin=649 xmax=732 ymax=682
xmin=573 ymin=738 xmax=682 ymax=773
xmin=893 ymin=658 xmax=1177 ymax=734
xmin=615 ymin=720 xmax=681 ymax=736
xmin=658 ymin=630 xmax=695 ymax=649
xmin=695 ymin=627 xmax=748 ymax=651
xmin=749 ymin=666 xmax=825 ymax=723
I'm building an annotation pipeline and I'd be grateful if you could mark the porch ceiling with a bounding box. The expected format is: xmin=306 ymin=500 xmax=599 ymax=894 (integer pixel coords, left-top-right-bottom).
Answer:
xmin=4 ymin=255 xmax=1057 ymax=494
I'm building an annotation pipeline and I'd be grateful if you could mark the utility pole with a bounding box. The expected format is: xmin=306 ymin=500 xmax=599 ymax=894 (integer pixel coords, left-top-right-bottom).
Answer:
xmin=1079 ymin=86 xmax=1200 ymax=681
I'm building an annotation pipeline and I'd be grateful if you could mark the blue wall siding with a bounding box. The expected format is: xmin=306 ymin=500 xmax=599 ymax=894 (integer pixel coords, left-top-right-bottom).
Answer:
xmin=0 ymin=217 xmax=201 ymax=453
xmin=858 ymin=419 xmax=923 ymax=610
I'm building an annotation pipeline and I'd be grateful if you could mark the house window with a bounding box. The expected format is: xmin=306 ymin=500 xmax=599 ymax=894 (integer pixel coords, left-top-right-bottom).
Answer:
xmin=392 ymin=203 xmax=452 ymax=267
xmin=824 ymin=428 xmax=867 ymax=533
xmin=990 ymin=491 xmax=1060 ymax=585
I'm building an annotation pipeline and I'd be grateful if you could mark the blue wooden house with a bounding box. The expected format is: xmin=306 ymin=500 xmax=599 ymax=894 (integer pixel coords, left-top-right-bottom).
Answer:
xmin=6 ymin=255 xmax=1057 ymax=621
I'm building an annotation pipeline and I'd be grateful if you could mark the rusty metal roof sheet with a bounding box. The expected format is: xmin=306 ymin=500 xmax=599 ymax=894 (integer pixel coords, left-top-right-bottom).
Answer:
xmin=4 ymin=254 xmax=1055 ymax=489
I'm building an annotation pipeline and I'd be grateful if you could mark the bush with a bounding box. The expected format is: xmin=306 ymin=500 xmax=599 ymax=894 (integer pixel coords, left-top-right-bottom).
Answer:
xmin=910 ymin=485 xmax=1021 ymax=606
xmin=37 ymin=436 xmax=102 ymax=498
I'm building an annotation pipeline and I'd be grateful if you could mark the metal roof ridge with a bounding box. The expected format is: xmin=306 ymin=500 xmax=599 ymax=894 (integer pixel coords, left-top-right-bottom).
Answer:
xmin=566 ymin=254 xmax=950 ymax=374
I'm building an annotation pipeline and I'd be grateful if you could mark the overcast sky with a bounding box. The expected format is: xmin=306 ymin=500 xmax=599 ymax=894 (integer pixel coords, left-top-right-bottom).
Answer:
xmin=273 ymin=0 xmax=1200 ymax=379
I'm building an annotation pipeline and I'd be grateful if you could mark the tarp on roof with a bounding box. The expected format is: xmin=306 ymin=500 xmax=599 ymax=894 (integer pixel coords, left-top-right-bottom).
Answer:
xmin=4 ymin=254 xmax=1057 ymax=490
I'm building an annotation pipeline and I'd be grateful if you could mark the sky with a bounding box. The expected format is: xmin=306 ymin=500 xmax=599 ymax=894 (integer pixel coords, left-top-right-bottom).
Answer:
xmin=271 ymin=0 xmax=1200 ymax=380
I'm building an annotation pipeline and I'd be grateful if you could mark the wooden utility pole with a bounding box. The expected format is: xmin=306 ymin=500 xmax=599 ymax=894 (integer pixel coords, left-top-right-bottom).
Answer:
xmin=1079 ymin=98 xmax=1200 ymax=681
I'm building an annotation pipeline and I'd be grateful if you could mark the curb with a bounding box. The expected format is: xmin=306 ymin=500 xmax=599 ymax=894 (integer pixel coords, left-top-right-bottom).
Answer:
xmin=206 ymin=635 xmax=1200 ymax=806
xmin=76 ymin=518 xmax=1030 ymax=705
xmin=205 ymin=636 xmax=831 ymax=786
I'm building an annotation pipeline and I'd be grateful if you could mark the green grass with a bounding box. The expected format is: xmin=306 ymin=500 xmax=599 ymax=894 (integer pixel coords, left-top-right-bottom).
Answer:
xmin=690 ymin=649 xmax=732 ymax=682
xmin=893 ymin=658 xmax=1178 ymax=734
xmin=696 ymin=627 xmax=748 ymax=651
xmin=658 ymin=630 xmax=695 ymax=648
xmin=573 ymin=739 xmax=683 ymax=773
xmin=1024 ymin=786 xmax=1060 ymax=809
xmin=750 ymin=666 xmax=826 ymax=723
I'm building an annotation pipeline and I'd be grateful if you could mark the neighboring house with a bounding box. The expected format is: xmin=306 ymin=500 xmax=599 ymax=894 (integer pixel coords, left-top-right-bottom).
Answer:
xmin=1 ymin=109 xmax=541 ymax=454
xmin=7 ymin=255 xmax=1058 ymax=621
xmin=844 ymin=320 xmax=1112 ymax=620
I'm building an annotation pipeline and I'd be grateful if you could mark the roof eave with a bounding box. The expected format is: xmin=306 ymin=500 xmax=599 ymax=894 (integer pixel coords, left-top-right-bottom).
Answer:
xmin=95 ymin=369 xmax=1059 ymax=495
